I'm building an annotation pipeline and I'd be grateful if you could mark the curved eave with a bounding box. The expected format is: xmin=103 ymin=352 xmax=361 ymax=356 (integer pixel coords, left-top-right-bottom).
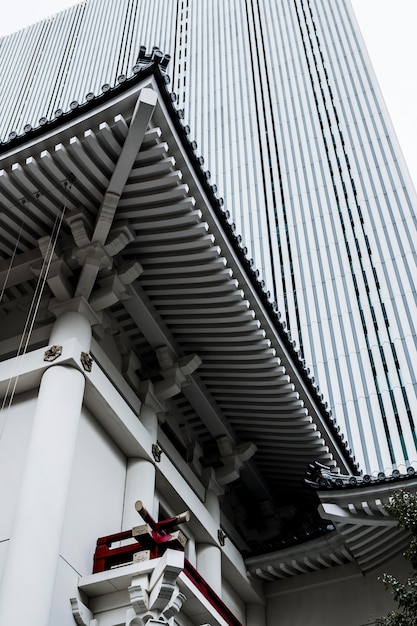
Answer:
xmin=246 ymin=531 xmax=354 ymax=581
xmin=317 ymin=478 xmax=417 ymax=573
xmin=0 ymin=67 xmax=355 ymax=513
xmin=246 ymin=477 xmax=417 ymax=580
xmin=0 ymin=65 xmax=357 ymax=477
xmin=148 ymin=70 xmax=357 ymax=476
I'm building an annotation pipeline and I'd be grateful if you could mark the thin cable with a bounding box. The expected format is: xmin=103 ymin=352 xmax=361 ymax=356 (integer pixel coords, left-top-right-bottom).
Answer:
xmin=0 ymin=202 xmax=26 ymax=303
xmin=19 ymin=191 xmax=69 ymax=361
xmin=0 ymin=213 xmax=63 ymax=433
xmin=0 ymin=182 xmax=71 ymax=438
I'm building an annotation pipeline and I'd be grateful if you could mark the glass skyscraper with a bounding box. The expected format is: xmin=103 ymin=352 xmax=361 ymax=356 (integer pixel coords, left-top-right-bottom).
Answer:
xmin=1 ymin=0 xmax=416 ymax=474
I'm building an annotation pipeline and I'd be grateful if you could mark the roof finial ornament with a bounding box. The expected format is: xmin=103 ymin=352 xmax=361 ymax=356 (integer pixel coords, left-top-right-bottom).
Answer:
xmin=133 ymin=45 xmax=171 ymax=73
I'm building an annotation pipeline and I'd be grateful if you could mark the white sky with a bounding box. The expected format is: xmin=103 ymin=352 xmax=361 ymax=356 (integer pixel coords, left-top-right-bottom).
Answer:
xmin=1 ymin=0 xmax=416 ymax=190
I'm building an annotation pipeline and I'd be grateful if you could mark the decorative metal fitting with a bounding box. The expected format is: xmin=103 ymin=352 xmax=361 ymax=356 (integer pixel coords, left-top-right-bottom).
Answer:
xmin=152 ymin=443 xmax=163 ymax=463
xmin=217 ymin=529 xmax=227 ymax=547
xmin=44 ymin=345 xmax=62 ymax=362
xmin=80 ymin=352 xmax=93 ymax=372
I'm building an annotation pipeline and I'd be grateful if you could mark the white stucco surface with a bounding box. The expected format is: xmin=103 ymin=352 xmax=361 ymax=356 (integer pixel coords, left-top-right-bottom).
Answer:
xmin=265 ymin=555 xmax=410 ymax=625
xmin=0 ymin=390 xmax=37 ymax=541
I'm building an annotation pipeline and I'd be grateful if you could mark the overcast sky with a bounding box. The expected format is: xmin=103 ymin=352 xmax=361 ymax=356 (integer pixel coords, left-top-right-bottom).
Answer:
xmin=1 ymin=0 xmax=416 ymax=190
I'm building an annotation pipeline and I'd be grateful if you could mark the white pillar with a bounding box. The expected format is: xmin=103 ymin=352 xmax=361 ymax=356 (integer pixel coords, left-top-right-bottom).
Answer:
xmin=196 ymin=488 xmax=222 ymax=596
xmin=122 ymin=457 xmax=157 ymax=529
xmin=205 ymin=489 xmax=220 ymax=521
xmin=196 ymin=542 xmax=222 ymax=596
xmin=0 ymin=311 xmax=90 ymax=626
xmin=122 ymin=402 xmax=158 ymax=529
xmin=185 ymin=536 xmax=196 ymax=565
xmin=49 ymin=309 xmax=92 ymax=346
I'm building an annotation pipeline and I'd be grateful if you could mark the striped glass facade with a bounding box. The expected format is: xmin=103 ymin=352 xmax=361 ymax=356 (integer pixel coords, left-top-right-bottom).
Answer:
xmin=1 ymin=0 xmax=417 ymax=474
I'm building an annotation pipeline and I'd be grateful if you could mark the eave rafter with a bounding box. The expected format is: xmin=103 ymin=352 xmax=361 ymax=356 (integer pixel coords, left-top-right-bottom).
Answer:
xmin=315 ymin=479 xmax=417 ymax=573
xmin=71 ymin=87 xmax=158 ymax=302
xmin=0 ymin=75 xmax=353 ymax=538
xmin=246 ymin=532 xmax=355 ymax=582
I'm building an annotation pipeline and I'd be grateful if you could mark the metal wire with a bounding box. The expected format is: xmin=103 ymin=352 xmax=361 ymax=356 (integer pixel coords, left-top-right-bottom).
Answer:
xmin=0 ymin=180 xmax=72 ymax=439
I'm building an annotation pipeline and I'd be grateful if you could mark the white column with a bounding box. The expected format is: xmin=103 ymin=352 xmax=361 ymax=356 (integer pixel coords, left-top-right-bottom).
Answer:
xmin=49 ymin=309 xmax=92 ymax=346
xmin=196 ymin=542 xmax=222 ymax=596
xmin=196 ymin=488 xmax=222 ymax=596
xmin=122 ymin=402 xmax=158 ymax=529
xmin=205 ymin=489 xmax=220 ymax=521
xmin=122 ymin=457 xmax=157 ymax=529
xmin=0 ymin=311 xmax=91 ymax=626
xmin=185 ymin=535 xmax=196 ymax=565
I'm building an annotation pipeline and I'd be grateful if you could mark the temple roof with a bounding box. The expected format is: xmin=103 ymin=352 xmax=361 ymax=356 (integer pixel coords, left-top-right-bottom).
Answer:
xmin=0 ymin=60 xmax=358 ymax=552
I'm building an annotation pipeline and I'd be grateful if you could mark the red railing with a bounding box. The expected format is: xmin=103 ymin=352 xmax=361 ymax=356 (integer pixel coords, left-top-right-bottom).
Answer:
xmin=92 ymin=529 xmax=243 ymax=626
xmin=93 ymin=529 xmax=143 ymax=573
xmin=184 ymin=558 xmax=243 ymax=626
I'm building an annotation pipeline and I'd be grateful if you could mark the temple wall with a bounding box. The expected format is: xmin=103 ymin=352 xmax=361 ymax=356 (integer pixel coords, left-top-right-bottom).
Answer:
xmin=51 ymin=403 xmax=128 ymax=625
xmin=60 ymin=405 xmax=126 ymax=576
xmin=265 ymin=555 xmax=410 ymax=625
xmin=222 ymin=576 xmax=246 ymax=624
xmin=0 ymin=390 xmax=37 ymax=570
xmin=50 ymin=558 xmax=83 ymax=626
xmin=0 ymin=381 xmax=129 ymax=624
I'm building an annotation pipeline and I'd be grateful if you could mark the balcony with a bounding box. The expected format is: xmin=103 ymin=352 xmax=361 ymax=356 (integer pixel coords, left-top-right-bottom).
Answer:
xmin=71 ymin=525 xmax=243 ymax=626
